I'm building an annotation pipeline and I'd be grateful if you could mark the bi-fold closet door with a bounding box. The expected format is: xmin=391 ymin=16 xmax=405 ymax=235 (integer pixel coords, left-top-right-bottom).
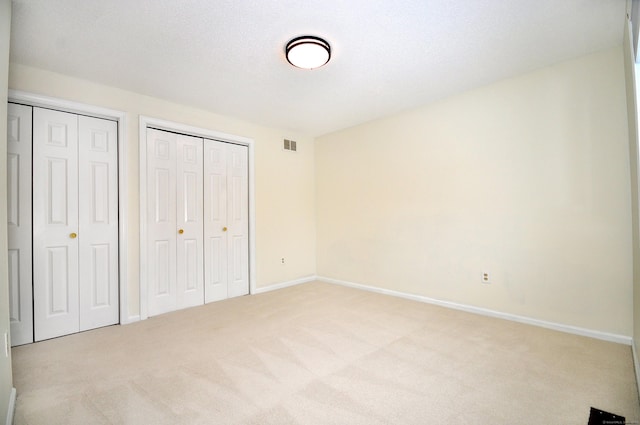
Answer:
xmin=7 ymin=103 xmax=33 ymax=346
xmin=7 ymin=104 xmax=119 ymax=345
xmin=146 ymin=128 xmax=248 ymax=317
xmin=146 ymin=129 xmax=204 ymax=316
xmin=203 ymin=138 xmax=249 ymax=303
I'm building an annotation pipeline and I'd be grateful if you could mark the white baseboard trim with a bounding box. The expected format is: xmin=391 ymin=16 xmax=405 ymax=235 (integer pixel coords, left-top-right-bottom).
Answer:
xmin=126 ymin=276 xmax=318 ymax=323
xmin=253 ymin=275 xmax=317 ymax=294
xmin=633 ymin=341 xmax=640 ymax=400
xmin=121 ymin=314 xmax=141 ymax=325
xmin=5 ymin=387 xmax=16 ymax=425
xmin=318 ymin=276 xmax=633 ymax=346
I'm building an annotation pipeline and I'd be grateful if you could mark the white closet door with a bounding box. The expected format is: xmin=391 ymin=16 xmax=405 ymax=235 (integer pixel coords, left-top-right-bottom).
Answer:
xmin=176 ymin=134 xmax=204 ymax=309
xmin=33 ymin=108 xmax=80 ymax=341
xmin=226 ymin=143 xmax=249 ymax=298
xmin=7 ymin=103 xmax=33 ymax=346
xmin=204 ymin=140 xmax=228 ymax=303
xmin=147 ymin=128 xmax=178 ymax=316
xmin=78 ymin=116 xmax=119 ymax=331
xmin=204 ymin=140 xmax=249 ymax=301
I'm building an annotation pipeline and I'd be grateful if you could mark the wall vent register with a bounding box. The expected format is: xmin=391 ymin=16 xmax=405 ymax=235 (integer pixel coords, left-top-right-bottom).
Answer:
xmin=283 ymin=139 xmax=297 ymax=152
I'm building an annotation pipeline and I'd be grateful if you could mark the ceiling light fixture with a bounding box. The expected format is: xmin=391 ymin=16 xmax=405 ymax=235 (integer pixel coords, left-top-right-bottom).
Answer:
xmin=285 ymin=36 xmax=331 ymax=70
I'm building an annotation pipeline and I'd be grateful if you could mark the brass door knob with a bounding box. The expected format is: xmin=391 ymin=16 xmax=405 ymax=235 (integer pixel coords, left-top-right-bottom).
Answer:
xmin=178 ymin=229 xmax=184 ymax=234
xmin=222 ymin=227 xmax=228 ymax=232
xmin=70 ymin=232 xmax=77 ymax=239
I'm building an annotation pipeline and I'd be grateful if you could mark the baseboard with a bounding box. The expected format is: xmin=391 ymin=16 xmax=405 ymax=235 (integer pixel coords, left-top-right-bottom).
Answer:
xmin=121 ymin=314 xmax=141 ymax=325
xmin=5 ymin=387 xmax=15 ymax=425
xmin=253 ymin=275 xmax=317 ymax=294
xmin=318 ymin=276 xmax=632 ymax=346
xmin=633 ymin=341 xmax=640 ymax=403
xmin=129 ymin=276 xmax=317 ymax=323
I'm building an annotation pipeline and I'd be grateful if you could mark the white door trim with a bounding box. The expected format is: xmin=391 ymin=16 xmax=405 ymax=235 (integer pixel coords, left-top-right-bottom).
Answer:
xmin=139 ymin=115 xmax=256 ymax=321
xmin=8 ymin=90 xmax=132 ymax=324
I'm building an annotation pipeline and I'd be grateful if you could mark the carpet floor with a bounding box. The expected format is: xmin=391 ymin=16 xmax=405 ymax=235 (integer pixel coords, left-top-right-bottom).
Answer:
xmin=11 ymin=281 xmax=640 ymax=424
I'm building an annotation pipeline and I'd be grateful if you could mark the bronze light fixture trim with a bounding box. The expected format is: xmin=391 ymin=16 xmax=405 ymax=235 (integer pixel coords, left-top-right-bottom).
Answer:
xmin=285 ymin=36 xmax=331 ymax=69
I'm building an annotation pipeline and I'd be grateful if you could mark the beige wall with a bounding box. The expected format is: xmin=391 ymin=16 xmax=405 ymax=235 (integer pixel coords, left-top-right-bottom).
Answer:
xmin=316 ymin=47 xmax=632 ymax=336
xmin=0 ymin=0 xmax=13 ymax=420
xmin=8 ymin=64 xmax=317 ymax=319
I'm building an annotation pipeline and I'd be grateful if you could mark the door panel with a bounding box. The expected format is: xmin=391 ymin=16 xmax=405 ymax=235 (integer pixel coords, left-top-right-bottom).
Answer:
xmin=47 ymin=158 xmax=69 ymax=224
xmin=183 ymin=240 xmax=198 ymax=290
xmin=47 ymin=246 xmax=71 ymax=314
xmin=33 ymin=108 xmax=79 ymax=341
xmin=176 ymin=134 xmax=203 ymax=309
xmin=8 ymin=249 xmax=20 ymax=318
xmin=7 ymin=103 xmax=33 ymax=346
xmin=226 ymin=144 xmax=249 ymax=298
xmin=204 ymin=141 xmax=249 ymax=301
xmin=11 ymin=105 xmax=119 ymax=343
xmin=90 ymin=244 xmax=110 ymax=306
xmin=7 ymin=154 xmax=19 ymax=227
xmin=146 ymin=130 xmax=249 ymax=313
xmin=155 ymin=240 xmax=171 ymax=295
xmin=155 ymin=169 xmax=171 ymax=222
xmin=78 ymin=116 xmax=119 ymax=331
xmin=204 ymin=140 xmax=228 ymax=303
xmin=147 ymin=129 xmax=177 ymax=316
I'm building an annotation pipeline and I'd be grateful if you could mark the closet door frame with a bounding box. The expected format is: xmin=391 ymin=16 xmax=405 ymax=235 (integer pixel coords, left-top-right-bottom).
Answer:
xmin=8 ymin=90 xmax=132 ymax=324
xmin=138 ymin=116 xmax=256 ymax=321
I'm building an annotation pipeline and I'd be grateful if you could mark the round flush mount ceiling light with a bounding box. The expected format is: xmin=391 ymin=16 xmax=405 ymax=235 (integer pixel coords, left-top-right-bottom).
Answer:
xmin=285 ymin=36 xmax=331 ymax=70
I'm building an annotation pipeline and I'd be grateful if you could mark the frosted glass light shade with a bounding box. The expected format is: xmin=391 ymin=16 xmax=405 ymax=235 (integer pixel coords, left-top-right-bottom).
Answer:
xmin=286 ymin=36 xmax=331 ymax=70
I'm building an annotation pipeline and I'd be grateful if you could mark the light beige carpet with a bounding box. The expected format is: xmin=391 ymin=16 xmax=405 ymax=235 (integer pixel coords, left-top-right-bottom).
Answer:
xmin=11 ymin=281 xmax=640 ymax=424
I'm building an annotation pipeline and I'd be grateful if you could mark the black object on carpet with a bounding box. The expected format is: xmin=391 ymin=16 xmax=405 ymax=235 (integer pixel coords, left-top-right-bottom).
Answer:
xmin=588 ymin=407 xmax=625 ymax=425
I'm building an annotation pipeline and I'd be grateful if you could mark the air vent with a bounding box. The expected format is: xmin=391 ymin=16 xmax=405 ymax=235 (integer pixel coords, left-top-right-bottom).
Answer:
xmin=283 ymin=139 xmax=297 ymax=152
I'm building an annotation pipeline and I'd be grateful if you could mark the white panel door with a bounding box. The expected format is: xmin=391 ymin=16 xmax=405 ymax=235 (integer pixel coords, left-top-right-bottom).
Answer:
xmin=203 ymin=140 xmax=227 ymax=303
xmin=176 ymin=134 xmax=204 ymax=309
xmin=78 ymin=116 xmax=119 ymax=331
xmin=226 ymin=143 xmax=249 ymax=298
xmin=33 ymin=108 xmax=80 ymax=341
xmin=146 ymin=130 xmax=248 ymax=314
xmin=147 ymin=129 xmax=204 ymax=313
xmin=147 ymin=128 xmax=178 ymax=316
xmin=7 ymin=103 xmax=33 ymax=346
xmin=204 ymin=140 xmax=249 ymax=301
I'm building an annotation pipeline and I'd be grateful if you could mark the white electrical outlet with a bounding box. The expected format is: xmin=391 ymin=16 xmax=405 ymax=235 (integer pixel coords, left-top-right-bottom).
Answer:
xmin=281 ymin=257 xmax=285 ymax=264
xmin=482 ymin=271 xmax=491 ymax=284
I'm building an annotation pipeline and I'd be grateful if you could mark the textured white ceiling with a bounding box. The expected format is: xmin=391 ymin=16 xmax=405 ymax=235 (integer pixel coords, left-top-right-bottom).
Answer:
xmin=9 ymin=0 xmax=626 ymax=136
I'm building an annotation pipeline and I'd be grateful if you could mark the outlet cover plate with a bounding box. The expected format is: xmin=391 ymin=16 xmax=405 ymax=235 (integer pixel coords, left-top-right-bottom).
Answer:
xmin=482 ymin=271 xmax=491 ymax=284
